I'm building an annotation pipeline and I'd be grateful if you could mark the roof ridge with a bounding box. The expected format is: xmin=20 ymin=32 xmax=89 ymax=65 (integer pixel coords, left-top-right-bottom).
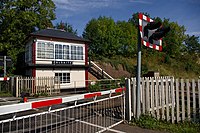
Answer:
xmin=30 ymin=28 xmax=90 ymax=43
xmin=46 ymin=28 xmax=66 ymax=32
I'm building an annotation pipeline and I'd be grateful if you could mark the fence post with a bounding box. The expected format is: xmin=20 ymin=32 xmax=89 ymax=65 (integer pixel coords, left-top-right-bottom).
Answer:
xmin=192 ymin=79 xmax=196 ymax=122
xmin=186 ymin=79 xmax=190 ymax=120
xmin=125 ymin=78 xmax=132 ymax=122
xmin=131 ymin=78 xmax=137 ymax=118
xmin=181 ymin=79 xmax=185 ymax=121
xmin=15 ymin=77 xmax=19 ymax=97
xmin=171 ymin=78 xmax=175 ymax=123
xmin=10 ymin=77 xmax=14 ymax=96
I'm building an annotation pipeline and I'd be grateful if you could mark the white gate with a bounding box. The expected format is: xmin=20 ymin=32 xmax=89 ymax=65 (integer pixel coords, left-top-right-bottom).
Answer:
xmin=0 ymin=88 xmax=125 ymax=133
xmin=125 ymin=77 xmax=200 ymax=123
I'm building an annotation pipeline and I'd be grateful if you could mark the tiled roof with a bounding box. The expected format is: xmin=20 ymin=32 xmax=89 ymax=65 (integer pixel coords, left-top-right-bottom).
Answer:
xmin=30 ymin=28 xmax=89 ymax=42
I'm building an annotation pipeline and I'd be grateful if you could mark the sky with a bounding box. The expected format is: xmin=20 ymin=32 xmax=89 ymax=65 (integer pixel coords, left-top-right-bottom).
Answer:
xmin=52 ymin=0 xmax=200 ymax=37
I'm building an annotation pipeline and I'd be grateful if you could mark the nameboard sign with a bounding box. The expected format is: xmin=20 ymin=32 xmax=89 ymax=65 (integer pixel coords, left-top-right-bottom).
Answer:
xmin=52 ymin=61 xmax=73 ymax=65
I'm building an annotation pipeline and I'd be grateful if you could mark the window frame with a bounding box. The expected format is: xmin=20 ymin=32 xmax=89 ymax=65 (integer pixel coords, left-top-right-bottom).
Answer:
xmin=37 ymin=41 xmax=54 ymax=59
xmin=55 ymin=72 xmax=70 ymax=84
xmin=35 ymin=41 xmax=85 ymax=61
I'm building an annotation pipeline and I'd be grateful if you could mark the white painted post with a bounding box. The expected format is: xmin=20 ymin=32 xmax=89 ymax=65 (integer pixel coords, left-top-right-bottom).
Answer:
xmin=50 ymin=77 xmax=52 ymax=95
xmin=16 ymin=77 xmax=19 ymax=97
xmin=3 ymin=56 xmax=6 ymax=77
xmin=166 ymin=79 xmax=169 ymax=121
xmin=131 ymin=78 xmax=137 ymax=118
xmin=192 ymin=79 xmax=196 ymax=121
xmin=181 ymin=79 xmax=185 ymax=121
xmin=176 ymin=79 xmax=180 ymax=122
xmin=186 ymin=79 xmax=190 ymax=120
xmin=125 ymin=78 xmax=132 ymax=121
xmin=142 ymin=78 xmax=145 ymax=114
xmin=171 ymin=78 xmax=175 ymax=123
xmin=161 ymin=78 xmax=165 ymax=120
xmin=151 ymin=78 xmax=155 ymax=117
xmin=146 ymin=78 xmax=150 ymax=113
xmin=155 ymin=79 xmax=159 ymax=119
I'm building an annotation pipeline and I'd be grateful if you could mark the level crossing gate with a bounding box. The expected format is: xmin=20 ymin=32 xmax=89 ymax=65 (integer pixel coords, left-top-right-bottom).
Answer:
xmin=0 ymin=88 xmax=125 ymax=133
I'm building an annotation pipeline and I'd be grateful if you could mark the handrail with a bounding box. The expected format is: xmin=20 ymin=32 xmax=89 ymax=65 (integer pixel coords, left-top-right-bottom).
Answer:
xmin=90 ymin=61 xmax=114 ymax=79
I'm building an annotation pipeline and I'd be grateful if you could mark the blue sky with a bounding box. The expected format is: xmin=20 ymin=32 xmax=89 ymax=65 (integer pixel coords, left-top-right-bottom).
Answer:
xmin=52 ymin=0 xmax=200 ymax=37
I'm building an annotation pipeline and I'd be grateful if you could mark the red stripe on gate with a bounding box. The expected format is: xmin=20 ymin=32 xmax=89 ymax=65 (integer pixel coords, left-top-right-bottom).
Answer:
xmin=138 ymin=13 xmax=143 ymax=19
xmin=115 ymin=88 xmax=126 ymax=93
xmin=146 ymin=42 xmax=150 ymax=47
xmin=32 ymin=98 xmax=62 ymax=109
xmin=147 ymin=17 xmax=150 ymax=22
xmin=159 ymin=46 xmax=162 ymax=51
xmin=139 ymin=25 xmax=142 ymax=31
xmin=153 ymin=44 xmax=156 ymax=49
xmin=3 ymin=77 xmax=7 ymax=81
xmin=84 ymin=92 xmax=101 ymax=99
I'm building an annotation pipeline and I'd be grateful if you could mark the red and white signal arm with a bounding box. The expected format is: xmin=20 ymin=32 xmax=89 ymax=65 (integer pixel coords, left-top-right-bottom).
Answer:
xmin=138 ymin=13 xmax=162 ymax=51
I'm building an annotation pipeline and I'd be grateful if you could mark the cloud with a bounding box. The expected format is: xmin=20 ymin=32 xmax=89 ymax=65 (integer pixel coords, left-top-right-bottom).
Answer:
xmin=53 ymin=0 xmax=114 ymax=11
xmin=53 ymin=0 xmax=125 ymax=19
xmin=129 ymin=0 xmax=152 ymax=4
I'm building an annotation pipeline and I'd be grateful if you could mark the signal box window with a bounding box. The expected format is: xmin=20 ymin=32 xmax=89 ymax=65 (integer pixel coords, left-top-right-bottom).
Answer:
xmin=55 ymin=73 xmax=70 ymax=84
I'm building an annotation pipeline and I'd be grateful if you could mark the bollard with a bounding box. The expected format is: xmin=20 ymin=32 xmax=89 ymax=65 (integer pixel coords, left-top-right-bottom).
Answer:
xmin=21 ymin=92 xmax=28 ymax=103
xmin=23 ymin=97 xmax=28 ymax=102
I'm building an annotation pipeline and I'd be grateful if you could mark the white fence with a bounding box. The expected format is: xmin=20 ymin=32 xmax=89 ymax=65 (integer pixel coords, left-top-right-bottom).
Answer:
xmin=15 ymin=77 xmax=60 ymax=97
xmin=126 ymin=77 xmax=200 ymax=123
xmin=14 ymin=77 xmax=121 ymax=97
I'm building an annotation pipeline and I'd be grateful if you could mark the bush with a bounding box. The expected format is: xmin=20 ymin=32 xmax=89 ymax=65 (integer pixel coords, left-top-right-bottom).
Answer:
xmin=88 ymin=82 xmax=101 ymax=92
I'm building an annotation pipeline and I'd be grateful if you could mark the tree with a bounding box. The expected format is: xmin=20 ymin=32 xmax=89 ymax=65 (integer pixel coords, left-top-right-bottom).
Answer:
xmin=162 ymin=19 xmax=186 ymax=58
xmin=184 ymin=35 xmax=200 ymax=54
xmin=83 ymin=16 xmax=137 ymax=59
xmin=0 ymin=0 xmax=56 ymax=73
xmin=55 ymin=21 xmax=77 ymax=35
xmin=83 ymin=16 xmax=120 ymax=58
xmin=116 ymin=21 xmax=137 ymax=57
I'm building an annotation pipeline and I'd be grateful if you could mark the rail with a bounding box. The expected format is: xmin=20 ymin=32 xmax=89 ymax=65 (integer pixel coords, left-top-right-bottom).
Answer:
xmin=90 ymin=61 xmax=114 ymax=79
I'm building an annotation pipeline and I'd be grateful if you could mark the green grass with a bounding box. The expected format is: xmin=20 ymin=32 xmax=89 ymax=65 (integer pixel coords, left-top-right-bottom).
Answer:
xmin=96 ymin=55 xmax=200 ymax=79
xmin=132 ymin=115 xmax=200 ymax=133
xmin=0 ymin=91 xmax=13 ymax=97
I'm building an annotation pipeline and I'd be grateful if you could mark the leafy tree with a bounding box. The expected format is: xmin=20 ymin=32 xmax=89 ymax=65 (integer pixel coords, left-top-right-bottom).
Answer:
xmin=83 ymin=16 xmax=120 ymax=58
xmin=184 ymin=35 xmax=200 ymax=54
xmin=162 ymin=19 xmax=186 ymax=58
xmin=0 ymin=0 xmax=56 ymax=73
xmin=83 ymin=16 xmax=137 ymax=59
xmin=116 ymin=21 xmax=137 ymax=57
xmin=55 ymin=21 xmax=77 ymax=35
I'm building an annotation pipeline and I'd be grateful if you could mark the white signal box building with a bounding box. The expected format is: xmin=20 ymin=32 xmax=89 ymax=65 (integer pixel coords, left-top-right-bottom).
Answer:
xmin=25 ymin=29 xmax=90 ymax=89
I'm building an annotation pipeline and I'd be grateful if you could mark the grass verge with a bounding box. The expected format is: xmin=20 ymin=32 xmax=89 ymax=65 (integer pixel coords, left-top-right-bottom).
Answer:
xmin=0 ymin=91 xmax=13 ymax=97
xmin=132 ymin=115 xmax=200 ymax=133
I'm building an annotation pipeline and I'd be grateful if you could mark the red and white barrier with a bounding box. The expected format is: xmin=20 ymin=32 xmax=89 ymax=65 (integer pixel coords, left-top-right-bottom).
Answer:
xmin=0 ymin=87 xmax=125 ymax=116
xmin=0 ymin=77 xmax=10 ymax=81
